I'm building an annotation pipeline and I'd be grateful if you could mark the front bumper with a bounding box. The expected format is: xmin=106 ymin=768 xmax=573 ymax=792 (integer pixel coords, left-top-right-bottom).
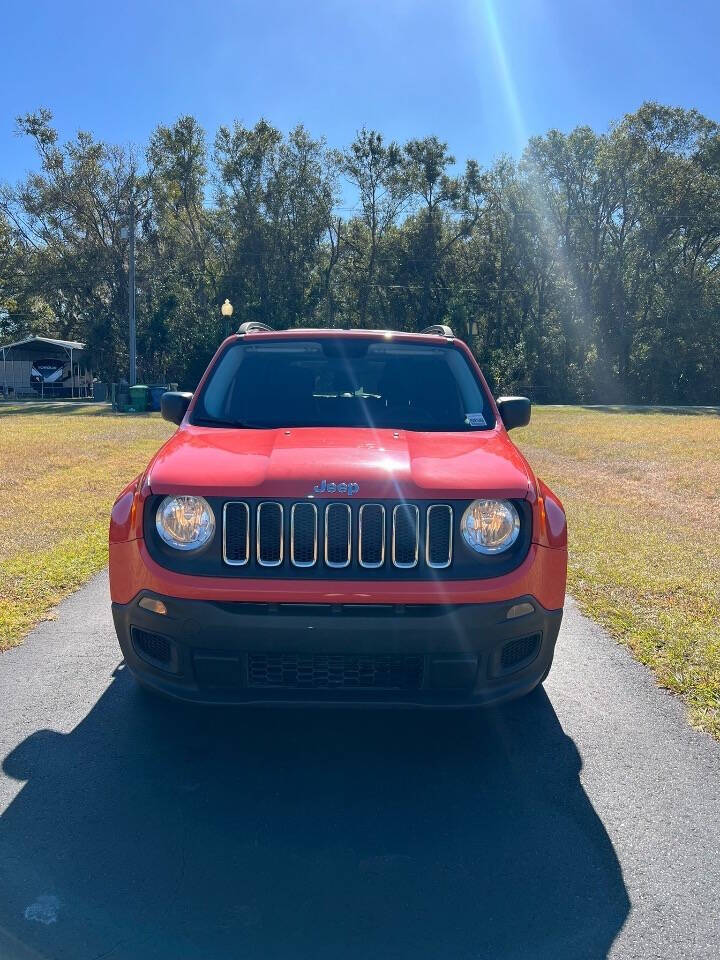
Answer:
xmin=112 ymin=593 xmax=562 ymax=707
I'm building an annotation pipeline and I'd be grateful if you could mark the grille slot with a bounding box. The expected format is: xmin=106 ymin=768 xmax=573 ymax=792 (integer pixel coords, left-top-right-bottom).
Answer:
xmin=392 ymin=504 xmax=419 ymax=568
xmin=325 ymin=503 xmax=351 ymax=568
xmin=291 ymin=502 xmax=317 ymax=567
xmin=257 ymin=502 xmax=283 ymax=566
xmin=426 ymin=505 xmax=453 ymax=568
xmin=359 ymin=503 xmax=385 ymax=568
xmin=248 ymin=653 xmax=424 ymax=690
xmin=223 ymin=501 xmax=250 ymax=565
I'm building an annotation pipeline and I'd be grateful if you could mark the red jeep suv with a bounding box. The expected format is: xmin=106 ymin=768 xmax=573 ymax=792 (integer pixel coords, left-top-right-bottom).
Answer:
xmin=109 ymin=324 xmax=567 ymax=706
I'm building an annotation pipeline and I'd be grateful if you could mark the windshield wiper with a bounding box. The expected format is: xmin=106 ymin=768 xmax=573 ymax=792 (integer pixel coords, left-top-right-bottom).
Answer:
xmin=192 ymin=417 xmax=249 ymax=429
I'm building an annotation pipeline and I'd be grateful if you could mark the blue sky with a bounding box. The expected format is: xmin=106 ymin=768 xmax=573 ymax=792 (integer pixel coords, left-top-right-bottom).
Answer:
xmin=1 ymin=0 xmax=717 ymax=191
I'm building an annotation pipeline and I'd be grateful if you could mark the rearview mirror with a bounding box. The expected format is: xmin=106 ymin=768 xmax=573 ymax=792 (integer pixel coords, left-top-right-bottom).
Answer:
xmin=161 ymin=391 xmax=193 ymax=426
xmin=496 ymin=396 xmax=531 ymax=431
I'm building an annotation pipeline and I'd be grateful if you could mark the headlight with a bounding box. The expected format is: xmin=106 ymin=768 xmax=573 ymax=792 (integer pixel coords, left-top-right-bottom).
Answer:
xmin=460 ymin=499 xmax=520 ymax=555
xmin=156 ymin=495 xmax=215 ymax=551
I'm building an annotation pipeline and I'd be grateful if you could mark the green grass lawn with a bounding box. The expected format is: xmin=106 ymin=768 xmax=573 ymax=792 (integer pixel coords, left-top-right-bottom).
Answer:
xmin=1 ymin=402 xmax=718 ymax=738
xmin=0 ymin=403 xmax=172 ymax=650
xmin=515 ymin=406 xmax=720 ymax=739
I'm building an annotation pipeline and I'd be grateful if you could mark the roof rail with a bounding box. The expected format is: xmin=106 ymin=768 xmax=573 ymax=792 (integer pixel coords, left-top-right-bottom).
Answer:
xmin=421 ymin=324 xmax=454 ymax=338
xmin=237 ymin=321 xmax=274 ymax=335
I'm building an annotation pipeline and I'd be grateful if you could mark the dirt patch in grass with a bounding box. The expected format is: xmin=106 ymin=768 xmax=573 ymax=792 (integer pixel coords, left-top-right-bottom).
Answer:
xmin=515 ymin=406 xmax=720 ymax=738
xmin=0 ymin=404 xmax=172 ymax=649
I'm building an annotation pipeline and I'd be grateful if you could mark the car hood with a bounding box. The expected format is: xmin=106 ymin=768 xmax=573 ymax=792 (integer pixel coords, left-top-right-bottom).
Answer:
xmin=147 ymin=425 xmax=533 ymax=501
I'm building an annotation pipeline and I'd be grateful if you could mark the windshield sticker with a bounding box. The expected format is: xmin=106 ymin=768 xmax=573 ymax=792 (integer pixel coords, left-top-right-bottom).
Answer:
xmin=465 ymin=412 xmax=487 ymax=427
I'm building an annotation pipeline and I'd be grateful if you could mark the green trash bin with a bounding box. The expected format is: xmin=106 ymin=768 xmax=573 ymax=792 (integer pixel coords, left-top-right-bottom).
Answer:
xmin=128 ymin=385 xmax=150 ymax=412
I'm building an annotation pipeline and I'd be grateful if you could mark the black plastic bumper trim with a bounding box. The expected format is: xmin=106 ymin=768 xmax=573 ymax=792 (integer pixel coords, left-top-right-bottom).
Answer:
xmin=112 ymin=593 xmax=562 ymax=707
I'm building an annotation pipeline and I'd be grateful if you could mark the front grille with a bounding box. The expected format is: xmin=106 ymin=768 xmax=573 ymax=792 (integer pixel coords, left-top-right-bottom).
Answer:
xmin=248 ymin=653 xmax=424 ymax=690
xmin=224 ymin=499 xmax=454 ymax=574
xmin=162 ymin=497 xmax=533 ymax=582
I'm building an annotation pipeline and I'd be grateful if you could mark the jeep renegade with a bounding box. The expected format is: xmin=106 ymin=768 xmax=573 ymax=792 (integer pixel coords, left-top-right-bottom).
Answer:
xmin=109 ymin=324 xmax=567 ymax=705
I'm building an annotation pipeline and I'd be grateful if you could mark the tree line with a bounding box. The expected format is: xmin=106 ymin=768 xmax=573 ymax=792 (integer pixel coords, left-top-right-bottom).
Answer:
xmin=1 ymin=101 xmax=719 ymax=402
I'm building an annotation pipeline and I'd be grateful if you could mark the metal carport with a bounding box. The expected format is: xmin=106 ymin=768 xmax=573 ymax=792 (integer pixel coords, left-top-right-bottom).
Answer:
xmin=0 ymin=335 xmax=92 ymax=400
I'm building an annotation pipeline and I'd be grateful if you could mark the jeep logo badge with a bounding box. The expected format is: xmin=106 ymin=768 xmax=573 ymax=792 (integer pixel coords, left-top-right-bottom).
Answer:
xmin=313 ymin=480 xmax=360 ymax=497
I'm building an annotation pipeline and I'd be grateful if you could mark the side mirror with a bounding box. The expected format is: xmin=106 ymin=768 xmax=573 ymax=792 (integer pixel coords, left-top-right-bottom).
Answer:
xmin=496 ymin=396 xmax=531 ymax=431
xmin=161 ymin=391 xmax=193 ymax=426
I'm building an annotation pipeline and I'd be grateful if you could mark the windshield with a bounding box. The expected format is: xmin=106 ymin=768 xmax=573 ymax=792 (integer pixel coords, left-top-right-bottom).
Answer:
xmin=191 ymin=338 xmax=495 ymax=431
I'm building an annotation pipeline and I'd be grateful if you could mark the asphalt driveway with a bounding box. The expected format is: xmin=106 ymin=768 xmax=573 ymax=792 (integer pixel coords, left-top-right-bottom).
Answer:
xmin=0 ymin=573 xmax=718 ymax=959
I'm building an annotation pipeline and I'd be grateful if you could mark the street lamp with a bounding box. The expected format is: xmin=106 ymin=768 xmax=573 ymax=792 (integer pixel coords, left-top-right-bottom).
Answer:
xmin=221 ymin=299 xmax=234 ymax=336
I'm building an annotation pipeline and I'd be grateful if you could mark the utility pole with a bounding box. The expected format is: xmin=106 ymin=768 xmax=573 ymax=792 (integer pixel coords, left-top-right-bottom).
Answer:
xmin=128 ymin=202 xmax=137 ymax=386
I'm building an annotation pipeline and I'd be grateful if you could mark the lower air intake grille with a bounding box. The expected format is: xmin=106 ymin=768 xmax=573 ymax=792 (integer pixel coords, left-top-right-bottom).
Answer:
xmin=248 ymin=653 xmax=424 ymax=691
xmin=501 ymin=633 xmax=541 ymax=669
xmin=131 ymin=627 xmax=172 ymax=665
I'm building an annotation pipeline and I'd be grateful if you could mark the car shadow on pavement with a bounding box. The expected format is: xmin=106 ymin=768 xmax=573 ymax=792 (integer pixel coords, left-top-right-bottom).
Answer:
xmin=0 ymin=665 xmax=630 ymax=960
